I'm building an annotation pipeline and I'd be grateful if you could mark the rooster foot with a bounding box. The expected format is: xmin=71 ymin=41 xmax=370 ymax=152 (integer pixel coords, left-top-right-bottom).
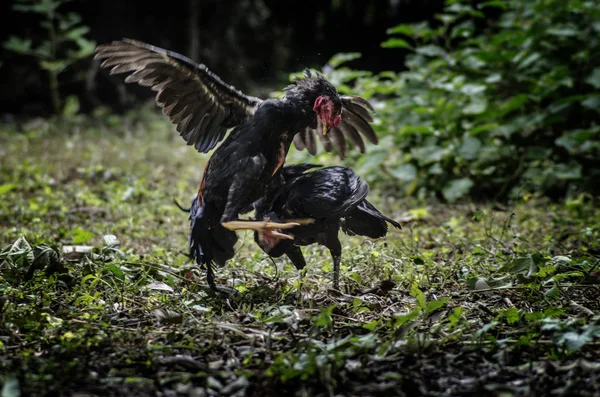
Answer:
xmin=222 ymin=219 xmax=307 ymax=240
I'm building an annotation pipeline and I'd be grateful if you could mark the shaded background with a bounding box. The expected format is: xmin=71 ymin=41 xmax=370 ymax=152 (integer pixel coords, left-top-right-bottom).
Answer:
xmin=0 ymin=0 xmax=444 ymax=116
xmin=2 ymin=0 xmax=597 ymax=202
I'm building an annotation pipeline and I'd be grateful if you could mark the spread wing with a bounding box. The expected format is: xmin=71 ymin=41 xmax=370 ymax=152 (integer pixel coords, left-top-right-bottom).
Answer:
xmin=94 ymin=38 xmax=263 ymax=153
xmin=293 ymin=95 xmax=378 ymax=158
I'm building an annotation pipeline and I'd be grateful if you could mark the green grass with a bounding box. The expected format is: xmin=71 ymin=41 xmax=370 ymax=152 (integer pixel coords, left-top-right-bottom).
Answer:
xmin=1 ymin=111 xmax=600 ymax=397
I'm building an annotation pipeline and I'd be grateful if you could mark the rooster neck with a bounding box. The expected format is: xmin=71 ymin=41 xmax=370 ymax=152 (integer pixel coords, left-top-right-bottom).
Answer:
xmin=251 ymin=100 xmax=314 ymax=144
xmin=274 ymin=97 xmax=318 ymax=134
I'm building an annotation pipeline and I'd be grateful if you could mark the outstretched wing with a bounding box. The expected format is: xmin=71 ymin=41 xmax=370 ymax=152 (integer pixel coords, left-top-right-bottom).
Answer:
xmin=293 ymin=95 xmax=378 ymax=158
xmin=94 ymin=38 xmax=263 ymax=153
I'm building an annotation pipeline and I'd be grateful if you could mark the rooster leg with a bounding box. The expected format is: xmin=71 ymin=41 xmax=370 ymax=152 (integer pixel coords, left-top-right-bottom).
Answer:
xmin=332 ymin=254 xmax=341 ymax=290
xmin=221 ymin=220 xmax=302 ymax=240
xmin=286 ymin=246 xmax=307 ymax=271
xmin=280 ymin=218 xmax=316 ymax=226
xmin=327 ymin=238 xmax=342 ymax=290
xmin=205 ymin=263 xmax=218 ymax=292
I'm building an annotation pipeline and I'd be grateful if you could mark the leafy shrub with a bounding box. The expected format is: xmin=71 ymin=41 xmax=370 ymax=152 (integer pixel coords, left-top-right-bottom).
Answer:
xmin=298 ymin=0 xmax=600 ymax=202
xmin=4 ymin=0 xmax=96 ymax=115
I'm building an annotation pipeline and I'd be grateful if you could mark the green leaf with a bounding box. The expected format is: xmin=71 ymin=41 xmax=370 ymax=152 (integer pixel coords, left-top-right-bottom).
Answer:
xmin=582 ymin=95 xmax=600 ymax=110
xmin=585 ymin=68 xmax=600 ymax=89
xmin=552 ymin=162 xmax=582 ymax=181
xmin=448 ymin=307 xmax=464 ymax=328
xmin=499 ymin=94 xmax=529 ymax=115
xmin=399 ymin=125 xmax=434 ymax=135
xmin=547 ymin=26 xmax=579 ymax=37
xmin=327 ymin=52 xmax=362 ymax=69
xmin=503 ymin=307 xmax=519 ymax=324
xmin=425 ymin=297 xmax=450 ymax=314
xmin=416 ymin=45 xmax=444 ymax=57
xmin=485 ymin=73 xmax=502 ymax=83
xmin=0 ymin=184 xmax=16 ymax=196
xmin=70 ymin=227 xmax=94 ymax=244
xmin=460 ymin=84 xmax=486 ymax=96
xmin=410 ymin=283 xmax=426 ymax=310
xmin=545 ymin=285 xmax=560 ymax=299
xmin=479 ymin=0 xmax=507 ymax=9
xmin=69 ymin=38 xmax=96 ymax=59
xmin=386 ymin=24 xmax=415 ymax=36
xmin=393 ymin=309 xmax=421 ymax=328
xmin=558 ymin=331 xmax=593 ymax=352
xmin=462 ymin=97 xmax=488 ymax=115
xmin=458 ymin=136 xmax=481 ymax=160
xmin=362 ymin=320 xmax=379 ymax=331
xmin=517 ymin=52 xmax=541 ymax=69
xmin=381 ymin=38 xmax=411 ymax=49
xmin=469 ymin=123 xmax=498 ymax=136
xmin=15 ymin=0 xmax=60 ymax=14
xmin=501 ymin=254 xmax=540 ymax=276
xmin=414 ymin=145 xmax=448 ymax=164
xmin=315 ymin=305 xmax=335 ymax=327
xmin=3 ymin=36 xmax=33 ymax=54
xmin=64 ymin=25 xmax=90 ymax=40
xmin=442 ymin=178 xmax=473 ymax=202
xmin=107 ymin=263 xmax=125 ymax=280
xmin=262 ymin=316 xmax=286 ymax=324
xmin=39 ymin=60 xmax=67 ymax=73
xmin=355 ymin=150 xmax=387 ymax=176
xmin=388 ymin=163 xmax=417 ymax=181
xmin=62 ymin=95 xmax=80 ymax=117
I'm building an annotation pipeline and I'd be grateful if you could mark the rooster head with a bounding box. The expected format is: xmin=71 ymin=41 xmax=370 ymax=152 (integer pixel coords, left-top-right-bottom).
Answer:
xmin=284 ymin=69 xmax=342 ymax=134
xmin=313 ymin=95 xmax=342 ymax=135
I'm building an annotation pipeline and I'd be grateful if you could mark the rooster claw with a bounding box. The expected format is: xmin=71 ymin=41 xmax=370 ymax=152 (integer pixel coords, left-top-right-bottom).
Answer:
xmin=282 ymin=218 xmax=315 ymax=226
xmin=221 ymin=220 xmax=300 ymax=232
xmin=269 ymin=230 xmax=294 ymax=240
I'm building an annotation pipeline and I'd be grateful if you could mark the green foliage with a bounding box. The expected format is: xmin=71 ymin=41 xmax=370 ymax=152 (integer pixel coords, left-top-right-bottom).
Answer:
xmin=542 ymin=318 xmax=600 ymax=354
xmin=3 ymin=0 xmax=95 ymax=114
xmin=301 ymin=0 xmax=600 ymax=201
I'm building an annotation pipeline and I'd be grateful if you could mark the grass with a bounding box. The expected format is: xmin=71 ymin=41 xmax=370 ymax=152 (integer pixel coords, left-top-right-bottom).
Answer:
xmin=1 ymin=109 xmax=600 ymax=397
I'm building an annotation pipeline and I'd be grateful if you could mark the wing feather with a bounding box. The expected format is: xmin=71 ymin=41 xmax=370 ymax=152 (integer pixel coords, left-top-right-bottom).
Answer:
xmin=95 ymin=38 xmax=262 ymax=153
xmin=293 ymin=131 xmax=307 ymax=152
xmin=328 ymin=128 xmax=347 ymax=158
xmin=306 ymin=123 xmax=317 ymax=155
xmin=317 ymin=130 xmax=333 ymax=153
xmin=338 ymin=124 xmax=365 ymax=153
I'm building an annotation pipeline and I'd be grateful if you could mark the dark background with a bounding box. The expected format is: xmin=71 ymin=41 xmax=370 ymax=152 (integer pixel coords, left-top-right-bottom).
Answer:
xmin=0 ymin=0 xmax=444 ymax=117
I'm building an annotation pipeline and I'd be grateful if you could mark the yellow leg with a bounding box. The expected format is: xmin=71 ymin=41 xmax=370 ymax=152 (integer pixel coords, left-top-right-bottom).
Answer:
xmin=221 ymin=220 xmax=302 ymax=240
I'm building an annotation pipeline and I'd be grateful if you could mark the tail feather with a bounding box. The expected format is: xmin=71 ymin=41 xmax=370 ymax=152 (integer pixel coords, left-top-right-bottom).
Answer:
xmin=189 ymin=197 xmax=237 ymax=268
xmin=173 ymin=198 xmax=191 ymax=212
xmin=336 ymin=176 xmax=369 ymax=216
xmin=342 ymin=200 xmax=401 ymax=239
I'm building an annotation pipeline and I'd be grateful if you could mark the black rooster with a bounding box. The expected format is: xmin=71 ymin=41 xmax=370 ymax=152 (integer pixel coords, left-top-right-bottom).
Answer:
xmin=253 ymin=165 xmax=401 ymax=289
xmin=94 ymin=39 xmax=378 ymax=290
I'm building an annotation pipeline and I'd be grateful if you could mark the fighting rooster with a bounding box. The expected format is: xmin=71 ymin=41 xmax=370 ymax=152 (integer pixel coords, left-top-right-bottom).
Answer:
xmin=253 ymin=165 xmax=401 ymax=289
xmin=94 ymin=39 xmax=378 ymax=291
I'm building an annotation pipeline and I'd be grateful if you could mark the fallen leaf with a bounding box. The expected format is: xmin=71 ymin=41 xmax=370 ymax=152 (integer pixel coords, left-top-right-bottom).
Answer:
xmin=147 ymin=282 xmax=174 ymax=292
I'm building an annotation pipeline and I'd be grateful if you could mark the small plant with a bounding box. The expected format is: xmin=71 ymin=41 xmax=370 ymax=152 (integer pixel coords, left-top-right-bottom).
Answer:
xmin=4 ymin=0 xmax=95 ymax=115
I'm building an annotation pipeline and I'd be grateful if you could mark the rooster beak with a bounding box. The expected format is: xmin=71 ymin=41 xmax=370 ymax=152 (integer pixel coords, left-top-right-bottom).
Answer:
xmin=322 ymin=120 xmax=328 ymax=135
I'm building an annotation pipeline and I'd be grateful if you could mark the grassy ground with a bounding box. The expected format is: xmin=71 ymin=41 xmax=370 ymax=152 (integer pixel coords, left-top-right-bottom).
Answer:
xmin=1 ymin=111 xmax=600 ymax=397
